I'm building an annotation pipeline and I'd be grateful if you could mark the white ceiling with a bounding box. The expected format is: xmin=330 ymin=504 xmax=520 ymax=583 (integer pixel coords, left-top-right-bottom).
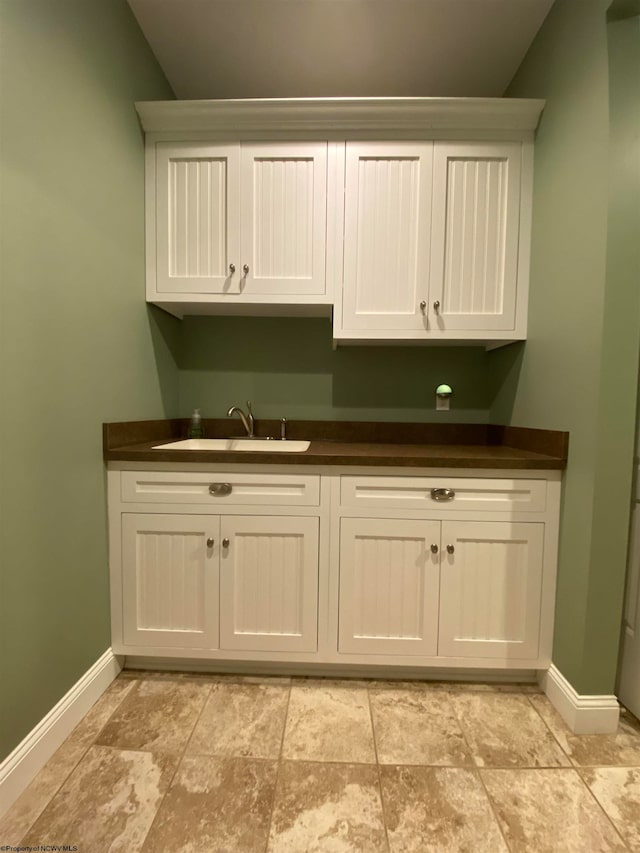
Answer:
xmin=128 ymin=0 xmax=555 ymax=100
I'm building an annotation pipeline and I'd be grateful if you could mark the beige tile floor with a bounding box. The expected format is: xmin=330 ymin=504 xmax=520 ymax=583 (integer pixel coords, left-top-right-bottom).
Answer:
xmin=1 ymin=672 xmax=640 ymax=852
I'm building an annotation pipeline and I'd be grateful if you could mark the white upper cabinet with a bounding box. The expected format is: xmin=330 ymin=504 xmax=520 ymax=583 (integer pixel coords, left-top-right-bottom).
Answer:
xmin=334 ymin=139 xmax=532 ymax=343
xmin=429 ymin=142 xmax=522 ymax=332
xmin=341 ymin=143 xmax=434 ymax=332
xmin=156 ymin=143 xmax=241 ymax=294
xmin=137 ymin=98 xmax=542 ymax=339
xmin=150 ymin=140 xmax=329 ymax=308
xmin=240 ymin=143 xmax=327 ymax=296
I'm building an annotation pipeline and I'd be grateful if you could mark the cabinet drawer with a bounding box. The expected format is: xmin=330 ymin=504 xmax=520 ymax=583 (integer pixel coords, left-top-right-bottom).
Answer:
xmin=121 ymin=471 xmax=320 ymax=507
xmin=340 ymin=476 xmax=546 ymax=513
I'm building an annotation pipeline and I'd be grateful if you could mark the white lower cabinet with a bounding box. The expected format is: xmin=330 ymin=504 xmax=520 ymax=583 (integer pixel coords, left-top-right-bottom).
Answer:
xmin=121 ymin=512 xmax=319 ymax=653
xmin=110 ymin=467 xmax=560 ymax=670
xmin=338 ymin=517 xmax=440 ymax=655
xmin=122 ymin=514 xmax=220 ymax=649
xmin=437 ymin=521 xmax=544 ymax=660
xmin=338 ymin=517 xmax=545 ymax=661
xmin=219 ymin=516 xmax=319 ymax=653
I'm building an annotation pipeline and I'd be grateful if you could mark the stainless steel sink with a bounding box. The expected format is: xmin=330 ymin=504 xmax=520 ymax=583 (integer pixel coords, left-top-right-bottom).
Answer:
xmin=152 ymin=438 xmax=310 ymax=452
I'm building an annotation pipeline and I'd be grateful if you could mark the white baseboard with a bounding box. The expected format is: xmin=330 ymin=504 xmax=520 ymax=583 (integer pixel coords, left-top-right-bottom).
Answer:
xmin=539 ymin=664 xmax=620 ymax=734
xmin=0 ymin=648 xmax=123 ymax=819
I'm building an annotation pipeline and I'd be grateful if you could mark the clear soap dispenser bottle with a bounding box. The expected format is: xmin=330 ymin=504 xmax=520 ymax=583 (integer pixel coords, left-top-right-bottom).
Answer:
xmin=187 ymin=408 xmax=204 ymax=439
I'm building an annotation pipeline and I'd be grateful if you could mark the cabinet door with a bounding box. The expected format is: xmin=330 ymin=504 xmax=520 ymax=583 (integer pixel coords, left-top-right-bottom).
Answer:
xmin=240 ymin=143 xmax=327 ymax=295
xmin=341 ymin=142 xmax=433 ymax=331
xmin=438 ymin=521 xmax=543 ymax=659
xmin=219 ymin=516 xmax=319 ymax=652
xmin=338 ymin=517 xmax=440 ymax=655
xmin=122 ymin=514 xmax=220 ymax=649
xmin=429 ymin=142 xmax=521 ymax=331
xmin=155 ymin=142 xmax=241 ymax=294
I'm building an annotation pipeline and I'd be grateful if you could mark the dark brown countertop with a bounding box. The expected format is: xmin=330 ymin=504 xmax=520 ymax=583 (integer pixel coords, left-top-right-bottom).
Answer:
xmin=104 ymin=419 xmax=568 ymax=470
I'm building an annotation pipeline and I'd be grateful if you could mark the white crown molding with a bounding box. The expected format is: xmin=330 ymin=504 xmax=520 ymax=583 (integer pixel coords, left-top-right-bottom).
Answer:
xmin=0 ymin=649 xmax=123 ymax=819
xmin=135 ymin=97 xmax=545 ymax=135
xmin=539 ymin=664 xmax=620 ymax=735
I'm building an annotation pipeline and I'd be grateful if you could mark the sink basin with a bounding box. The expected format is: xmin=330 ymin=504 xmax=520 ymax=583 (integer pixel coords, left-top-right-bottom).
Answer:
xmin=153 ymin=438 xmax=311 ymax=453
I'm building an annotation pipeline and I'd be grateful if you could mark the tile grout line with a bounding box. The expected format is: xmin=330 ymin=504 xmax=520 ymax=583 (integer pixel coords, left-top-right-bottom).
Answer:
xmin=136 ymin=677 xmax=214 ymax=852
xmin=14 ymin=676 xmax=139 ymax=846
xmin=263 ymin=681 xmax=293 ymax=853
xmin=574 ymin=768 xmax=634 ymax=850
xmin=446 ymin=689 xmax=514 ymax=853
xmin=524 ymin=693 xmax=576 ymax=764
xmin=366 ymin=687 xmax=392 ymax=853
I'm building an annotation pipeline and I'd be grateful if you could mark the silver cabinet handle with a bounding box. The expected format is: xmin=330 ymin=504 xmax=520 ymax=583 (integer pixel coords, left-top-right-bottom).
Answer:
xmin=419 ymin=300 xmax=427 ymax=313
xmin=431 ymin=488 xmax=455 ymax=502
xmin=242 ymin=264 xmax=250 ymax=275
xmin=206 ymin=537 xmax=215 ymax=548
xmin=209 ymin=483 xmax=233 ymax=497
xmin=446 ymin=544 xmax=455 ymax=554
xmin=430 ymin=543 xmax=439 ymax=554
xmin=229 ymin=263 xmax=236 ymax=274
xmin=222 ymin=538 xmax=230 ymax=548
xmin=433 ymin=300 xmax=440 ymax=312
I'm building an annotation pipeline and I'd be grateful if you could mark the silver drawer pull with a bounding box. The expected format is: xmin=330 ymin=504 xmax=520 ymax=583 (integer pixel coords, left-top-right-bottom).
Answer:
xmin=431 ymin=488 xmax=455 ymax=502
xmin=209 ymin=483 xmax=233 ymax=497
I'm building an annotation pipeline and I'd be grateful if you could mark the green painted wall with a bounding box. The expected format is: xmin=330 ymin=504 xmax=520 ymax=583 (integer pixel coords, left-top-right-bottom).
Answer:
xmin=0 ymin=1 xmax=178 ymax=760
xmin=491 ymin=0 xmax=640 ymax=692
xmin=178 ymin=318 xmax=496 ymax=423
xmin=594 ymin=10 xmax=640 ymax=690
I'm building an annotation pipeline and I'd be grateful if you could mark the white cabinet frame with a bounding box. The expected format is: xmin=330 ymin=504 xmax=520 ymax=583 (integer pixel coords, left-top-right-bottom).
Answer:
xmin=139 ymin=98 xmax=543 ymax=336
xmin=148 ymin=139 xmax=331 ymax=312
xmin=108 ymin=462 xmax=560 ymax=673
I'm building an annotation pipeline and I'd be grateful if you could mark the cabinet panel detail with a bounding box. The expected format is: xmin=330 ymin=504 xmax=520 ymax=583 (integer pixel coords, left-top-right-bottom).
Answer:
xmin=430 ymin=142 xmax=521 ymax=330
xmin=341 ymin=476 xmax=546 ymax=512
xmin=169 ymin=158 xmax=227 ymax=278
xmin=339 ymin=517 xmax=439 ymax=655
xmin=136 ymin=531 xmax=204 ymax=631
xmin=241 ymin=143 xmax=327 ymax=295
xmin=342 ymin=143 xmax=433 ymax=330
xmin=156 ymin=143 xmax=240 ymax=294
xmin=121 ymin=471 xmax=320 ymax=506
xmin=438 ymin=521 xmax=543 ymax=659
xmin=253 ymin=159 xmax=313 ymax=278
xmin=122 ymin=514 xmax=219 ymax=649
xmin=220 ymin=516 xmax=319 ymax=652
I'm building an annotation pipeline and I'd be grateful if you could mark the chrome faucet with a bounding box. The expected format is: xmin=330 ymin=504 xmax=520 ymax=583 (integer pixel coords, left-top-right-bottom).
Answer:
xmin=227 ymin=400 xmax=254 ymax=437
